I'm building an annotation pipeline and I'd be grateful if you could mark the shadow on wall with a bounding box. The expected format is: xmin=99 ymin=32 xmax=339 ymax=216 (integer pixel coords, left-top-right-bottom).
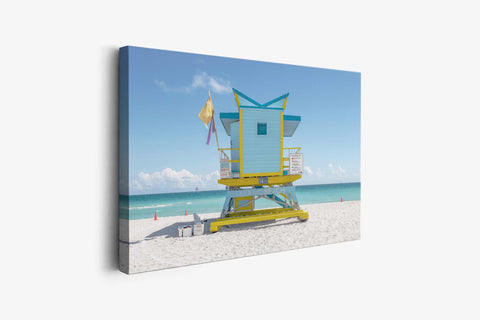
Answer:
xmin=102 ymin=47 xmax=119 ymax=272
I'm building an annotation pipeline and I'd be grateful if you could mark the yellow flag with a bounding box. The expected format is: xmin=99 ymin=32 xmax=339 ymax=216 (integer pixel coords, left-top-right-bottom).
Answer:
xmin=198 ymin=93 xmax=214 ymax=128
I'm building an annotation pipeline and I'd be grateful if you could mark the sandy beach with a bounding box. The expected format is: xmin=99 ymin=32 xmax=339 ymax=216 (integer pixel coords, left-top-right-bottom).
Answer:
xmin=119 ymin=200 xmax=360 ymax=274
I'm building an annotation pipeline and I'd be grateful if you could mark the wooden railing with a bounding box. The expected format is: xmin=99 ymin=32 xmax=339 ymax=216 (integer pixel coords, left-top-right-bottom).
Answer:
xmin=218 ymin=147 xmax=240 ymax=163
xmin=219 ymin=147 xmax=301 ymax=178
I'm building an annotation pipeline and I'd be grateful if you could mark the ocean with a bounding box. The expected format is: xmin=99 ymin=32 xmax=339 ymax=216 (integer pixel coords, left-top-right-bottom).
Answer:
xmin=120 ymin=182 xmax=360 ymax=220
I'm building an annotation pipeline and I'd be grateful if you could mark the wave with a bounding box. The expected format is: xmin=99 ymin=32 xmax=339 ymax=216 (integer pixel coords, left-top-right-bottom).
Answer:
xmin=130 ymin=201 xmax=194 ymax=210
xmin=130 ymin=203 xmax=173 ymax=210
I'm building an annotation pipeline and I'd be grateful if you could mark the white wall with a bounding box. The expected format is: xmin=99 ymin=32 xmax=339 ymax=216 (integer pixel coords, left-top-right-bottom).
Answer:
xmin=1 ymin=1 xmax=479 ymax=319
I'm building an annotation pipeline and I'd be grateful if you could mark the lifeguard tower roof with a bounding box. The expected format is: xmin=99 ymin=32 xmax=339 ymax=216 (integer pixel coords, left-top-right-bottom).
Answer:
xmin=220 ymin=89 xmax=301 ymax=137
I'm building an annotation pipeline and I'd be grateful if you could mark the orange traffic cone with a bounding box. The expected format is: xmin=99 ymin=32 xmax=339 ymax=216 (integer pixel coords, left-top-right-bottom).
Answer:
xmin=185 ymin=209 xmax=187 ymax=216
xmin=154 ymin=211 xmax=157 ymax=220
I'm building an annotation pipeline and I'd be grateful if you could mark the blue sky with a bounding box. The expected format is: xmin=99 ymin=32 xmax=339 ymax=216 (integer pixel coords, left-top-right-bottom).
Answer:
xmin=127 ymin=46 xmax=360 ymax=194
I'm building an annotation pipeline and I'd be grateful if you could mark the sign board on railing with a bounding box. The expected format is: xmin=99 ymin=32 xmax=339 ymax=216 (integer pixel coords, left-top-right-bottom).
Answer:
xmin=289 ymin=153 xmax=303 ymax=175
xmin=220 ymin=159 xmax=231 ymax=179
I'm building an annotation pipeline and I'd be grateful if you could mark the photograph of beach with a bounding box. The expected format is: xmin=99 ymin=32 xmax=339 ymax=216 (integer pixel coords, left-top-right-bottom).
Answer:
xmin=120 ymin=183 xmax=360 ymax=273
xmin=119 ymin=46 xmax=361 ymax=273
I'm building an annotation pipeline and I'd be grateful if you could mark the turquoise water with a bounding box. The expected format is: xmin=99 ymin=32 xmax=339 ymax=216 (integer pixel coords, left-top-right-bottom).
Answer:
xmin=120 ymin=182 xmax=360 ymax=220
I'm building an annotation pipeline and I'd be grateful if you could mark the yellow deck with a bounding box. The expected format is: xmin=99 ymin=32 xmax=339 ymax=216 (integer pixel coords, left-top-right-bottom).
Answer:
xmin=210 ymin=208 xmax=308 ymax=233
xmin=217 ymin=174 xmax=302 ymax=187
xmin=228 ymin=207 xmax=296 ymax=217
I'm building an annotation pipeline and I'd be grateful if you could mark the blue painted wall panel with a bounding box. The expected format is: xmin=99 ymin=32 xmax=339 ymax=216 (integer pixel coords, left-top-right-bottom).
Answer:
xmin=230 ymin=121 xmax=240 ymax=172
xmin=241 ymin=108 xmax=282 ymax=174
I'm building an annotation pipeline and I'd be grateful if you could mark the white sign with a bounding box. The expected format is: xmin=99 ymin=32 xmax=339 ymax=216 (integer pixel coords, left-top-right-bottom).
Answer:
xmin=220 ymin=159 xmax=231 ymax=179
xmin=289 ymin=153 xmax=303 ymax=175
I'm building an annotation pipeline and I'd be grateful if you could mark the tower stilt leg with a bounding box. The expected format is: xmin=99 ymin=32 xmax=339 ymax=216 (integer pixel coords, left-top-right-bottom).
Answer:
xmin=210 ymin=184 xmax=308 ymax=232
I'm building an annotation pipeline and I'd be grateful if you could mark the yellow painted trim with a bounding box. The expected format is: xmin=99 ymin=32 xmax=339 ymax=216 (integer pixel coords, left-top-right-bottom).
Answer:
xmin=239 ymin=109 xmax=243 ymax=177
xmin=234 ymin=92 xmax=241 ymax=110
xmin=218 ymin=148 xmax=240 ymax=151
xmin=242 ymin=172 xmax=283 ymax=177
xmin=217 ymin=174 xmax=302 ymax=187
xmin=210 ymin=209 xmax=308 ymax=232
xmin=234 ymin=196 xmax=253 ymax=211
xmin=230 ymin=160 xmax=240 ymax=163
xmin=280 ymin=193 xmax=289 ymax=201
xmin=280 ymin=111 xmax=284 ymax=173
xmin=228 ymin=207 xmax=294 ymax=217
xmin=282 ymin=96 xmax=288 ymax=110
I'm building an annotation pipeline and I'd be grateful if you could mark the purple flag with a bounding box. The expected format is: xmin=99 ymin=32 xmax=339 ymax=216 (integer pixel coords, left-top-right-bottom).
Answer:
xmin=206 ymin=117 xmax=215 ymax=145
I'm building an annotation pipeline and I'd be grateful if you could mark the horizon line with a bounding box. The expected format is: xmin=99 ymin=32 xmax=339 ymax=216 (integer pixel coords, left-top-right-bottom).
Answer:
xmin=124 ymin=181 xmax=361 ymax=197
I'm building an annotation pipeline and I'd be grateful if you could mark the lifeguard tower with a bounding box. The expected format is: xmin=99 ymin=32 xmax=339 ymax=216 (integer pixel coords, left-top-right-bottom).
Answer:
xmin=210 ymin=88 xmax=308 ymax=232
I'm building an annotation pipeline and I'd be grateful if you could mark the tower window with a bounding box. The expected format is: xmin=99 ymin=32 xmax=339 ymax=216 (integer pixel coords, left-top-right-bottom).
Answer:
xmin=257 ymin=123 xmax=267 ymax=135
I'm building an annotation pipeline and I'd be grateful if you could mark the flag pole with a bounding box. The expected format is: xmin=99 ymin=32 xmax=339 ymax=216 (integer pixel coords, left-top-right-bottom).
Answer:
xmin=210 ymin=91 xmax=221 ymax=161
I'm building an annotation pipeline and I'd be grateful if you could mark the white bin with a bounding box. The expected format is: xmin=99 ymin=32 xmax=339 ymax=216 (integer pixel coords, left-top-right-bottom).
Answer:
xmin=178 ymin=225 xmax=193 ymax=237
xmin=193 ymin=213 xmax=204 ymax=236
xmin=193 ymin=223 xmax=204 ymax=236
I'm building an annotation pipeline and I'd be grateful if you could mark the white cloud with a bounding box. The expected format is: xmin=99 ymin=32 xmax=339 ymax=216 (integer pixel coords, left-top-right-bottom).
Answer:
xmin=131 ymin=168 xmax=221 ymax=193
xmin=155 ymin=72 xmax=231 ymax=94
xmin=192 ymin=72 xmax=231 ymax=94
xmin=328 ymin=163 xmax=346 ymax=176
xmin=352 ymin=168 xmax=361 ymax=178
xmin=304 ymin=166 xmax=313 ymax=175
xmin=153 ymin=80 xmax=189 ymax=93
xmin=154 ymin=80 xmax=167 ymax=91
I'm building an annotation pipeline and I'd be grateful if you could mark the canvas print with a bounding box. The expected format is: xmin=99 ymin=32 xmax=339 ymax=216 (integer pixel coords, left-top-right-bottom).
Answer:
xmin=118 ymin=46 xmax=361 ymax=274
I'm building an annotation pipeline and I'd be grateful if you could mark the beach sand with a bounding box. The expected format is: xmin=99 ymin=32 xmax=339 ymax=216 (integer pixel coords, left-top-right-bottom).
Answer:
xmin=119 ymin=200 xmax=360 ymax=274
